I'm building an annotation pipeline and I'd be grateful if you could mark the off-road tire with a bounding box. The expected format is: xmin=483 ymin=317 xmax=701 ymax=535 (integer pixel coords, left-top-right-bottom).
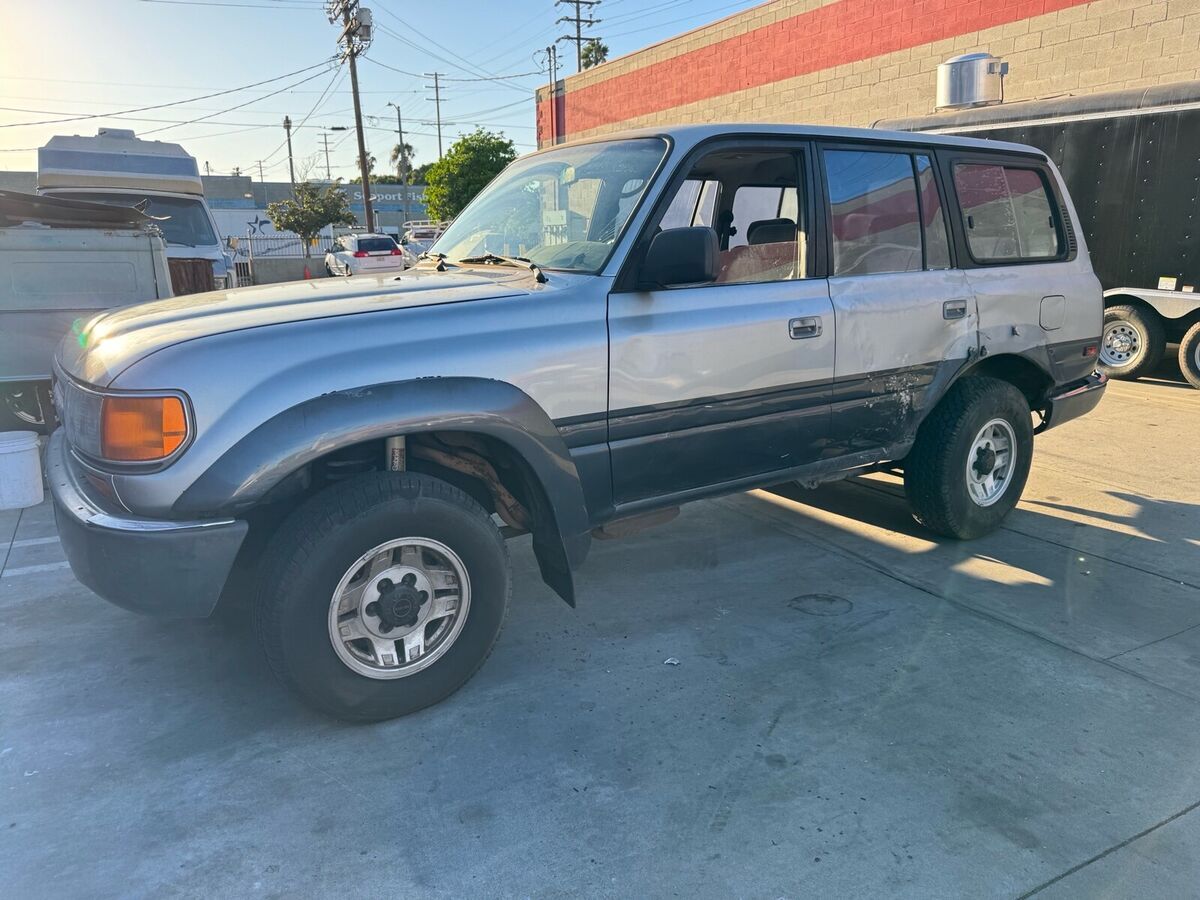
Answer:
xmin=1178 ymin=321 xmax=1200 ymax=390
xmin=253 ymin=471 xmax=510 ymax=722
xmin=904 ymin=376 xmax=1034 ymax=539
xmin=1099 ymin=304 xmax=1164 ymax=380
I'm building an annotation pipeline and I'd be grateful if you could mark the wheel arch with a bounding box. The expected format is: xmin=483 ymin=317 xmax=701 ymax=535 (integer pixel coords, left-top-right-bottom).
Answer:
xmin=175 ymin=377 xmax=592 ymax=605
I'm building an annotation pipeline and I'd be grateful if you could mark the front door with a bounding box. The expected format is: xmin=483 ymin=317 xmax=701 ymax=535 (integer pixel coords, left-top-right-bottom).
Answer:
xmin=607 ymin=144 xmax=835 ymax=507
xmin=817 ymin=144 xmax=978 ymax=455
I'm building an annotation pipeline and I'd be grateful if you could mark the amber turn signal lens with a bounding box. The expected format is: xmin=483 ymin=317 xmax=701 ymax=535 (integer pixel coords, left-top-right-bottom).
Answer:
xmin=100 ymin=395 xmax=188 ymax=461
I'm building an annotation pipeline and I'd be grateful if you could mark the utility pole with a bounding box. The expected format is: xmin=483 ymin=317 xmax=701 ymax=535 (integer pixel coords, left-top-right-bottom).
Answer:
xmin=327 ymin=0 xmax=375 ymax=231
xmin=425 ymin=72 xmax=444 ymax=159
xmin=555 ymin=0 xmax=601 ymax=72
xmin=544 ymin=44 xmax=559 ymax=147
xmin=386 ymin=101 xmax=409 ymax=226
xmin=283 ymin=116 xmax=296 ymax=188
xmin=319 ymin=125 xmax=348 ymax=181
xmin=319 ymin=131 xmax=333 ymax=180
xmin=256 ymin=160 xmax=265 ymax=183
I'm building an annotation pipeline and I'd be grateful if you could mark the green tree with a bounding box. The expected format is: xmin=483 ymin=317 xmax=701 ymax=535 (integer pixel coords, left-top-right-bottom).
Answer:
xmin=581 ymin=38 xmax=609 ymax=69
xmin=390 ymin=141 xmax=415 ymax=181
xmin=410 ymin=161 xmax=433 ymax=185
xmin=423 ymin=128 xmax=517 ymax=220
xmin=266 ymin=180 xmax=355 ymax=257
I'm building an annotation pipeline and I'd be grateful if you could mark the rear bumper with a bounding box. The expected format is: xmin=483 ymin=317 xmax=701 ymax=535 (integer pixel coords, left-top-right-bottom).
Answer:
xmin=46 ymin=429 xmax=247 ymax=618
xmin=1037 ymin=371 xmax=1108 ymax=433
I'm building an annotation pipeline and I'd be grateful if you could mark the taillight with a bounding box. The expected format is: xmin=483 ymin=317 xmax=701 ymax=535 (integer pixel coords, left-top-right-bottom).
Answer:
xmin=352 ymin=250 xmax=369 ymax=258
xmin=390 ymin=248 xmax=403 ymax=255
xmin=100 ymin=395 xmax=189 ymax=461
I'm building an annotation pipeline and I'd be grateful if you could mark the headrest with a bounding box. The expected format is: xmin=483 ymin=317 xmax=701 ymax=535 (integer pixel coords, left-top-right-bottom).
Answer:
xmin=747 ymin=218 xmax=795 ymax=245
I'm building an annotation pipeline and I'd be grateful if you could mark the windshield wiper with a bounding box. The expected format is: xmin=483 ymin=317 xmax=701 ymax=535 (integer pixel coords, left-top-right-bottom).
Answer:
xmin=457 ymin=253 xmax=547 ymax=283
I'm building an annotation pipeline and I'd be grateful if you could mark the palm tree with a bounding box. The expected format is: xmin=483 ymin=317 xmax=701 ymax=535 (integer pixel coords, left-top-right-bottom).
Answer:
xmin=581 ymin=39 xmax=609 ymax=70
xmin=390 ymin=142 xmax=415 ymax=181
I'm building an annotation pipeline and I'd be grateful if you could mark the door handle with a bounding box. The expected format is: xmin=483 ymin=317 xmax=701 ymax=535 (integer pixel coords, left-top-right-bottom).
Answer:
xmin=789 ymin=316 xmax=822 ymax=339
xmin=943 ymin=299 xmax=968 ymax=320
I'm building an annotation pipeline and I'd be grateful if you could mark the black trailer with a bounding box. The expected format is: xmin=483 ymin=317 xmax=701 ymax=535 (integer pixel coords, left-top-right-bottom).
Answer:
xmin=878 ymin=81 xmax=1200 ymax=388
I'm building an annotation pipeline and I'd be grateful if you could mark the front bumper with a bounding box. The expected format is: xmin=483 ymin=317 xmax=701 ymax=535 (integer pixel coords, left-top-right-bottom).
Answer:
xmin=1036 ymin=371 xmax=1108 ymax=433
xmin=46 ymin=429 xmax=248 ymax=618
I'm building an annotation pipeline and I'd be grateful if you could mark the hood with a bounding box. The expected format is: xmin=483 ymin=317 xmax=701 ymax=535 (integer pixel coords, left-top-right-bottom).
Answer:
xmin=58 ymin=266 xmax=533 ymax=386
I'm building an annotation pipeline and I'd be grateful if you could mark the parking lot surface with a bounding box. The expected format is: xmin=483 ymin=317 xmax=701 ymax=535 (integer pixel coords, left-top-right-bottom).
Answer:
xmin=2 ymin=376 xmax=1198 ymax=897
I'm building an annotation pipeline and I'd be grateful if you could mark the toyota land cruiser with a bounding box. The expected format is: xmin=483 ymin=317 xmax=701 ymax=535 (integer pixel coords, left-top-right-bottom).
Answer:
xmin=49 ymin=125 xmax=1107 ymax=721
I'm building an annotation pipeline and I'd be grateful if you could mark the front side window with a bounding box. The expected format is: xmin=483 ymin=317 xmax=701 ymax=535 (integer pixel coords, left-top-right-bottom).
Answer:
xmin=953 ymin=163 xmax=1061 ymax=261
xmin=650 ymin=148 xmax=805 ymax=286
xmin=432 ymin=138 xmax=667 ymax=273
xmin=824 ymin=149 xmax=923 ymax=276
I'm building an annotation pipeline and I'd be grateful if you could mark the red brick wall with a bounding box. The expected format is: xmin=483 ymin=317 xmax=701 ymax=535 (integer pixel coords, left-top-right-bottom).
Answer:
xmin=538 ymin=0 xmax=1100 ymax=145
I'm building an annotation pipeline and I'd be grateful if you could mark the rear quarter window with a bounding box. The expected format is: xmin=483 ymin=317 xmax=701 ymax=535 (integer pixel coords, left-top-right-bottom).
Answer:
xmin=953 ymin=162 xmax=1062 ymax=262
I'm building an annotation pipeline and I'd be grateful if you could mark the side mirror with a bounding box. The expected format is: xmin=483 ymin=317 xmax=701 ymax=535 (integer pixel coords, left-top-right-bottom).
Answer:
xmin=640 ymin=226 xmax=719 ymax=289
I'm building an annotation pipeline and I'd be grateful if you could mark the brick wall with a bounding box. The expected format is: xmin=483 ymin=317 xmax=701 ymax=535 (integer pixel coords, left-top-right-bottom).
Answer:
xmin=536 ymin=0 xmax=1200 ymax=146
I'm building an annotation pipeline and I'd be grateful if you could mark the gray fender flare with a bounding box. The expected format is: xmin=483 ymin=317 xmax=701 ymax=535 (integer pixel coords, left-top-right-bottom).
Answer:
xmin=174 ymin=377 xmax=592 ymax=605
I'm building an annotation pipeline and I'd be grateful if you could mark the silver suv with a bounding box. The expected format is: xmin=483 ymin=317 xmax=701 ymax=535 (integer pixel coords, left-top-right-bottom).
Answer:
xmin=49 ymin=125 xmax=1107 ymax=721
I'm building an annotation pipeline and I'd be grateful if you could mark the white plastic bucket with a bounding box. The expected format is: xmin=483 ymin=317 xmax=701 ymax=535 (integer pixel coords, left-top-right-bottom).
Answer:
xmin=0 ymin=431 xmax=44 ymax=510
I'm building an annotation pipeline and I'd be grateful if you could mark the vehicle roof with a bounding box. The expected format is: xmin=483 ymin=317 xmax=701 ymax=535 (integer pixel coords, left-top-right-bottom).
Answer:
xmin=347 ymin=232 xmax=395 ymax=240
xmin=550 ymin=122 xmax=1045 ymax=158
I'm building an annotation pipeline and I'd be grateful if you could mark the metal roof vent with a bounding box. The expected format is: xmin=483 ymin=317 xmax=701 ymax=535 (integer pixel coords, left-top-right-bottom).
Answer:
xmin=936 ymin=52 xmax=1009 ymax=110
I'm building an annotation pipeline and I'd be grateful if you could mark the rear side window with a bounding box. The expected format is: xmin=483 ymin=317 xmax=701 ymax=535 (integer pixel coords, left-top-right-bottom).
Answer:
xmin=824 ymin=149 xmax=923 ymax=276
xmin=915 ymin=155 xmax=951 ymax=270
xmin=953 ymin=163 xmax=1061 ymax=262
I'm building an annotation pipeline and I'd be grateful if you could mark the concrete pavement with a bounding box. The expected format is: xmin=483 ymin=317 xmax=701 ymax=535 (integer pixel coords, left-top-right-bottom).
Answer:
xmin=1 ymin=377 xmax=1198 ymax=897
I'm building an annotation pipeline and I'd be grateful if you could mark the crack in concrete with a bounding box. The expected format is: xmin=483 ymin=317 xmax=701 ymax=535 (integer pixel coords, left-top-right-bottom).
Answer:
xmin=1016 ymin=797 xmax=1200 ymax=898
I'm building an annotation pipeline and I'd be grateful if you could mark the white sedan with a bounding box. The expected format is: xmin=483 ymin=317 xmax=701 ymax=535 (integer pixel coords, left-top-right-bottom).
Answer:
xmin=324 ymin=233 xmax=412 ymax=276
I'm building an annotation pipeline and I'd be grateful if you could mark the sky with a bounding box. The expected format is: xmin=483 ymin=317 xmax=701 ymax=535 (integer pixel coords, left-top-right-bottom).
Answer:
xmin=0 ymin=0 xmax=764 ymax=181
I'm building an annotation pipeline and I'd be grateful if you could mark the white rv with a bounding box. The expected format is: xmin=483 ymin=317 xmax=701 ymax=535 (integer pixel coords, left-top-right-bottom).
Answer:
xmin=37 ymin=128 xmax=235 ymax=291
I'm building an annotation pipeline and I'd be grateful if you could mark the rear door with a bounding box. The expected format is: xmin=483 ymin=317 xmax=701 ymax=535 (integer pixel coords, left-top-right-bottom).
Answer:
xmin=817 ymin=143 xmax=977 ymax=455
xmin=941 ymin=153 xmax=1095 ymax=383
xmin=607 ymin=140 xmax=835 ymax=506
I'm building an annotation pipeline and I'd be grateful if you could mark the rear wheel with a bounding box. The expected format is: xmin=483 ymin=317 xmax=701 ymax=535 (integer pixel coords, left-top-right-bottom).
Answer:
xmin=1099 ymin=304 xmax=1164 ymax=380
xmin=254 ymin=472 xmax=510 ymax=722
xmin=904 ymin=376 xmax=1034 ymax=539
xmin=1179 ymin=321 xmax=1200 ymax=390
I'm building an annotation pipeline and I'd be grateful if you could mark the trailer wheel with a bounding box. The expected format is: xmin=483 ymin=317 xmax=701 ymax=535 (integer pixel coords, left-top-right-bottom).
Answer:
xmin=1179 ymin=322 xmax=1200 ymax=390
xmin=1099 ymin=304 xmax=1164 ymax=380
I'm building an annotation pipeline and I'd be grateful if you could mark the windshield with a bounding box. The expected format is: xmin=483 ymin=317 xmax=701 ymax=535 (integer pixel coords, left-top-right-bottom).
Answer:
xmin=432 ymin=138 xmax=667 ymax=273
xmin=50 ymin=191 xmax=218 ymax=247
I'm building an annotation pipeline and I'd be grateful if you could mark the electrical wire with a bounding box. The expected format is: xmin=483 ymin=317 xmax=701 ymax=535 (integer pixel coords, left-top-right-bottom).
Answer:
xmin=0 ymin=58 xmax=336 ymax=128
xmin=138 ymin=66 xmax=336 ymax=136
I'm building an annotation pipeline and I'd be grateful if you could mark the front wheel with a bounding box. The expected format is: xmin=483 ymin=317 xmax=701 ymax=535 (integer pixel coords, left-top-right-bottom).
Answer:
xmin=1179 ymin=321 xmax=1200 ymax=390
xmin=904 ymin=376 xmax=1034 ymax=539
xmin=254 ymin=472 xmax=510 ymax=722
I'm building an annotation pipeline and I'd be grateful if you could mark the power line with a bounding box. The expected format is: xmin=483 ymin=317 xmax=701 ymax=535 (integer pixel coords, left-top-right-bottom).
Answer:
xmin=137 ymin=0 xmax=323 ymax=8
xmin=138 ymin=66 xmax=335 ymax=136
xmin=0 ymin=58 xmax=336 ymax=128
